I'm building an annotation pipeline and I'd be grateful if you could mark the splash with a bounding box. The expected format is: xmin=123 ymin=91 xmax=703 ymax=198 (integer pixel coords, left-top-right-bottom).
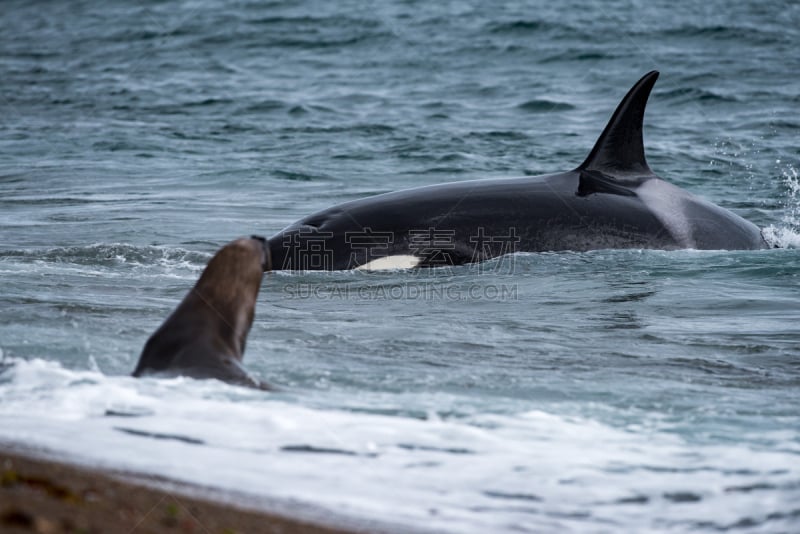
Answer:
xmin=761 ymin=163 xmax=800 ymax=248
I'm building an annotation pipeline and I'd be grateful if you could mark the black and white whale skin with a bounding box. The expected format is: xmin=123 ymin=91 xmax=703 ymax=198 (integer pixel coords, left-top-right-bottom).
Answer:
xmin=268 ymin=71 xmax=767 ymax=271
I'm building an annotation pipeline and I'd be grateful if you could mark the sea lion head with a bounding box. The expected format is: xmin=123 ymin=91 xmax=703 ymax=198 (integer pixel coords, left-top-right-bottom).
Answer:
xmin=192 ymin=236 xmax=269 ymax=347
xmin=133 ymin=236 xmax=271 ymax=389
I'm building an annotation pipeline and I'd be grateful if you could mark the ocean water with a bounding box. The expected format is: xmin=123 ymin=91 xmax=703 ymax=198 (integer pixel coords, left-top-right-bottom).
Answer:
xmin=1 ymin=0 xmax=799 ymax=532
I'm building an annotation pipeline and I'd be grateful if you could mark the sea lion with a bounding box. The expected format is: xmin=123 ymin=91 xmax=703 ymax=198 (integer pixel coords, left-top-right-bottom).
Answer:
xmin=132 ymin=236 xmax=271 ymax=389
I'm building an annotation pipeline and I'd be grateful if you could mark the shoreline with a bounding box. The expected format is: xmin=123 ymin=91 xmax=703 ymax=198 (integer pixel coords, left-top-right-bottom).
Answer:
xmin=0 ymin=443 xmax=384 ymax=534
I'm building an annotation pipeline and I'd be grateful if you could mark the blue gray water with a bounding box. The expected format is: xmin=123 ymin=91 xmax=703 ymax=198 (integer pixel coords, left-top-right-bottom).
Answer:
xmin=1 ymin=1 xmax=799 ymax=532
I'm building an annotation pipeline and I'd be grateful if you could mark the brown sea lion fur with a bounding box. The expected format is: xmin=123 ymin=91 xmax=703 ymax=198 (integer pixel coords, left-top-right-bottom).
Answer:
xmin=132 ymin=236 xmax=271 ymax=389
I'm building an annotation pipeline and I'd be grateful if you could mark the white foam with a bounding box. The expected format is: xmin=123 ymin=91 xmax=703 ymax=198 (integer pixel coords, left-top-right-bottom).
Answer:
xmin=761 ymin=225 xmax=800 ymax=248
xmin=1 ymin=359 xmax=798 ymax=533
xmin=764 ymin=164 xmax=800 ymax=248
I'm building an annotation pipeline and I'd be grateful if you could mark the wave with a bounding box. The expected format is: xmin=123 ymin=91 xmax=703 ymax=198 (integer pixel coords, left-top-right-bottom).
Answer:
xmin=280 ymin=123 xmax=396 ymax=136
xmin=659 ymin=87 xmax=739 ymax=104
xmin=517 ymin=99 xmax=575 ymax=112
xmin=485 ymin=19 xmax=573 ymax=35
xmin=1 ymin=357 xmax=797 ymax=534
xmin=0 ymin=244 xmax=210 ymax=268
xmin=540 ymin=49 xmax=621 ymax=63
xmin=199 ymin=22 xmax=393 ymax=50
xmin=654 ymin=24 xmax=784 ymax=45
xmin=248 ymin=15 xmax=383 ymax=30
xmin=271 ymin=169 xmax=335 ymax=182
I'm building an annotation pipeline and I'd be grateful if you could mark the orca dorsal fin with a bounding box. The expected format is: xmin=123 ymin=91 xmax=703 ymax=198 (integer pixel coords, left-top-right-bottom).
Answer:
xmin=577 ymin=71 xmax=659 ymax=176
xmin=577 ymin=169 xmax=637 ymax=197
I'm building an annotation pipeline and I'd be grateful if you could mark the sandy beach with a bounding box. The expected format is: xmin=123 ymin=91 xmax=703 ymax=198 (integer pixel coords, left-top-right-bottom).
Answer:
xmin=0 ymin=445 xmax=369 ymax=534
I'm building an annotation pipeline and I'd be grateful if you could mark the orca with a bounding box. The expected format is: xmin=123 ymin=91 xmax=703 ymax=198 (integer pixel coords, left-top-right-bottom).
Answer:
xmin=267 ymin=71 xmax=767 ymax=270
